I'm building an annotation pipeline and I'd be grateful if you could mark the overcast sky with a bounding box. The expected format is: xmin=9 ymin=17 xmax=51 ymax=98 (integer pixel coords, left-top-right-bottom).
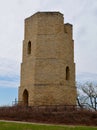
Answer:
xmin=0 ymin=0 xmax=97 ymax=105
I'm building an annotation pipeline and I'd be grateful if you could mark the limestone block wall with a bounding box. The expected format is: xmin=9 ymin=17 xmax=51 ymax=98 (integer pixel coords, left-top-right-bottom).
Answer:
xmin=33 ymin=85 xmax=76 ymax=106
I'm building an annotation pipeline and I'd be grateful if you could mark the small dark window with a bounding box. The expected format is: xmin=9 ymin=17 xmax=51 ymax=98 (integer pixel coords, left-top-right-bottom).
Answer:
xmin=66 ymin=66 xmax=70 ymax=80
xmin=27 ymin=41 xmax=31 ymax=55
xmin=23 ymin=89 xmax=28 ymax=106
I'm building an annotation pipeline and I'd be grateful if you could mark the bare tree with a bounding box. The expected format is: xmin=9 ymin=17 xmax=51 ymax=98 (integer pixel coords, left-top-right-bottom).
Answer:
xmin=77 ymin=82 xmax=97 ymax=111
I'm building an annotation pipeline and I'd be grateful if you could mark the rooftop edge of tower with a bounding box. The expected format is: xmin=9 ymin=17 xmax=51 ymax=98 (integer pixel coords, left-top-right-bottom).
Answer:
xmin=25 ymin=11 xmax=63 ymax=20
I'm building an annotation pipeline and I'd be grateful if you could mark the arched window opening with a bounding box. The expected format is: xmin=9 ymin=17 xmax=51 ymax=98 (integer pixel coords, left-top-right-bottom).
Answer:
xmin=27 ymin=41 xmax=31 ymax=55
xmin=66 ymin=66 xmax=70 ymax=80
xmin=23 ymin=89 xmax=28 ymax=106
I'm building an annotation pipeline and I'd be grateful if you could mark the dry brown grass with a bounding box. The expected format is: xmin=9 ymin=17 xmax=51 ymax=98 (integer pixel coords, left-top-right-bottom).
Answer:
xmin=0 ymin=106 xmax=97 ymax=126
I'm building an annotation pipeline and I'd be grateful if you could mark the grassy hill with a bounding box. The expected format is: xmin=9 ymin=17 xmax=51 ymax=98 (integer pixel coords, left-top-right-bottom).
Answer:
xmin=0 ymin=121 xmax=97 ymax=130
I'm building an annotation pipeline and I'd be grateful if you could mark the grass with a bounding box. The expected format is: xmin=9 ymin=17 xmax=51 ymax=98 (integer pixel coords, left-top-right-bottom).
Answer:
xmin=0 ymin=121 xmax=97 ymax=130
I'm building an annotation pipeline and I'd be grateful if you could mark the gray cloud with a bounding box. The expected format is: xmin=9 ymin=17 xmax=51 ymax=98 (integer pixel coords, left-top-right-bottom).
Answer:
xmin=73 ymin=1 xmax=97 ymax=74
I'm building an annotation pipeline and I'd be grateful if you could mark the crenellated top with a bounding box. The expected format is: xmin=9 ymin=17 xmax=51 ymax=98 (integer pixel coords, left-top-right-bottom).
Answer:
xmin=24 ymin=12 xmax=73 ymax=40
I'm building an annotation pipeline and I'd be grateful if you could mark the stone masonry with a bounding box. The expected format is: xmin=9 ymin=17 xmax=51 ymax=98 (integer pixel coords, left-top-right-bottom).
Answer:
xmin=18 ymin=12 xmax=77 ymax=106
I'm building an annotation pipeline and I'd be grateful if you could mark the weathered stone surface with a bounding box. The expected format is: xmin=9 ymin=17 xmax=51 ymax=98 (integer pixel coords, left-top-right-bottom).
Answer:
xmin=18 ymin=12 xmax=77 ymax=106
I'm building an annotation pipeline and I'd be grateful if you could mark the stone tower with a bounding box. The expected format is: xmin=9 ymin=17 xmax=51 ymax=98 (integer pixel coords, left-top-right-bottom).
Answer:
xmin=18 ymin=12 xmax=76 ymax=106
